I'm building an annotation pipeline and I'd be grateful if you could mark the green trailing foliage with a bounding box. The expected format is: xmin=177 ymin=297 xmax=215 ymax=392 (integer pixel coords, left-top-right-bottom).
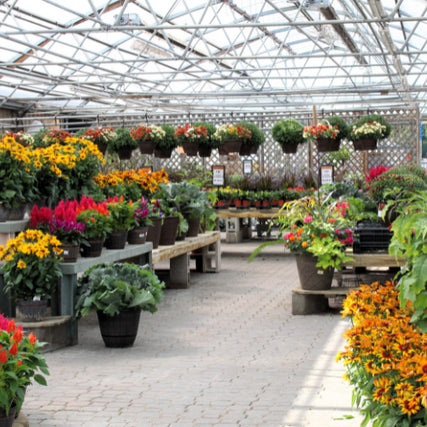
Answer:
xmin=271 ymin=118 xmax=305 ymax=147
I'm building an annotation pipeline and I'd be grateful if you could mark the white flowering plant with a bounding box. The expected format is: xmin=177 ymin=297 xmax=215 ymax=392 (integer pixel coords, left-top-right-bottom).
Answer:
xmin=350 ymin=114 xmax=391 ymax=141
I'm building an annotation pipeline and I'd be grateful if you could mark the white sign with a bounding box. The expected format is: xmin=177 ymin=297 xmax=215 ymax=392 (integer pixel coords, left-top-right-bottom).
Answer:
xmin=212 ymin=165 xmax=225 ymax=186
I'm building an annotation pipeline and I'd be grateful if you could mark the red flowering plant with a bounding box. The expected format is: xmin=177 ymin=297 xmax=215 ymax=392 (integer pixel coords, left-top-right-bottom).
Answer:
xmin=250 ymin=193 xmax=354 ymax=269
xmin=0 ymin=314 xmax=49 ymax=416
xmin=365 ymin=165 xmax=391 ymax=183
xmin=174 ymin=123 xmax=209 ymax=144
xmin=303 ymin=121 xmax=340 ymax=142
xmin=76 ymin=195 xmax=111 ymax=240
xmin=30 ymin=200 xmax=86 ymax=246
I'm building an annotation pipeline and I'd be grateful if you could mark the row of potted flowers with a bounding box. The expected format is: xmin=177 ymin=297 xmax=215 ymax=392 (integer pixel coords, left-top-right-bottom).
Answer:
xmin=213 ymin=187 xmax=314 ymax=209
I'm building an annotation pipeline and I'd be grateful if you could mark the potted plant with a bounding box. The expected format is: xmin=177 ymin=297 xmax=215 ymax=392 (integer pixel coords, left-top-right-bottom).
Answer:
xmin=213 ymin=123 xmax=251 ymax=155
xmin=104 ymin=196 xmax=136 ymax=249
xmin=249 ymin=193 xmax=354 ymax=290
xmin=271 ymin=118 xmax=305 ymax=154
xmin=174 ymin=123 xmax=208 ymax=157
xmin=146 ymin=199 xmax=163 ymax=249
xmin=236 ymin=121 xmax=265 ymax=156
xmin=0 ymin=314 xmax=49 ymax=422
xmin=0 ymin=229 xmax=63 ymax=321
xmin=193 ymin=122 xmax=218 ymax=157
xmin=303 ymin=121 xmax=341 ymax=153
xmin=154 ymin=124 xmax=178 ymax=158
xmin=350 ymin=114 xmax=392 ymax=151
xmin=29 ymin=200 xmax=86 ymax=263
xmin=130 ymin=125 xmax=164 ymax=155
xmin=77 ymin=127 xmax=117 ymax=155
xmin=128 ymin=197 xmax=151 ymax=244
xmin=0 ymin=135 xmax=36 ymax=219
xmin=108 ymin=127 xmax=138 ymax=160
xmin=75 ymin=262 xmax=165 ymax=347
xmin=76 ymin=196 xmax=111 ymax=257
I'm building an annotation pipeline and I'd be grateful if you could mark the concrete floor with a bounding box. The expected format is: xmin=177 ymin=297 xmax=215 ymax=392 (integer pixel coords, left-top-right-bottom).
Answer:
xmin=19 ymin=238 xmax=365 ymax=427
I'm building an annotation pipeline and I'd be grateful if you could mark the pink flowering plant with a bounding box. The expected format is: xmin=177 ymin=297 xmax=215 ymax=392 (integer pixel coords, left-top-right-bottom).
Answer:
xmin=0 ymin=314 xmax=49 ymax=416
xmin=132 ymin=197 xmax=151 ymax=227
xmin=250 ymin=193 xmax=354 ymax=269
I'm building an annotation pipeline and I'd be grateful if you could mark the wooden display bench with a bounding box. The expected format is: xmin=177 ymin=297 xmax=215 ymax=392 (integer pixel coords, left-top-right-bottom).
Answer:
xmin=216 ymin=208 xmax=280 ymax=243
xmin=292 ymin=252 xmax=405 ymax=315
xmin=152 ymin=231 xmax=221 ymax=289
xmin=0 ymin=242 xmax=153 ymax=347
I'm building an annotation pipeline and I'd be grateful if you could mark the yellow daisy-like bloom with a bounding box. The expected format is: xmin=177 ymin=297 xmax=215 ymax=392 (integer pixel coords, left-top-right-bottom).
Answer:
xmin=16 ymin=260 xmax=26 ymax=269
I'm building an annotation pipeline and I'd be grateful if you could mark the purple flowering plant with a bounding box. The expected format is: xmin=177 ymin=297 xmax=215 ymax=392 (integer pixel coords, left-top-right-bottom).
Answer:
xmin=49 ymin=218 xmax=86 ymax=246
xmin=132 ymin=197 xmax=152 ymax=227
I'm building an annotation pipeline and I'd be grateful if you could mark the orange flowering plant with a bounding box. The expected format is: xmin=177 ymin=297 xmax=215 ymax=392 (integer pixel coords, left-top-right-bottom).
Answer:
xmin=0 ymin=229 xmax=63 ymax=301
xmin=303 ymin=121 xmax=340 ymax=142
xmin=337 ymin=281 xmax=427 ymax=426
xmin=0 ymin=314 xmax=49 ymax=416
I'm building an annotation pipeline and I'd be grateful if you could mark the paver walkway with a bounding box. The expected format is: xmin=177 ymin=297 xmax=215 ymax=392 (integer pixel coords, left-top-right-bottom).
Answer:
xmin=20 ymin=239 xmax=365 ymax=426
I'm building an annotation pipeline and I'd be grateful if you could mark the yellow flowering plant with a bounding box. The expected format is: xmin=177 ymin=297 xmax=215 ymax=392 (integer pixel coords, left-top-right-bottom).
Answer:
xmin=0 ymin=229 xmax=63 ymax=301
xmin=212 ymin=123 xmax=251 ymax=143
xmin=338 ymin=281 xmax=427 ymax=426
xmin=0 ymin=135 xmax=36 ymax=208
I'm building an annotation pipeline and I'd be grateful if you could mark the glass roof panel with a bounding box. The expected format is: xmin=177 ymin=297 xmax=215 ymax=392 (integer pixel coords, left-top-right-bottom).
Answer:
xmin=0 ymin=0 xmax=425 ymax=117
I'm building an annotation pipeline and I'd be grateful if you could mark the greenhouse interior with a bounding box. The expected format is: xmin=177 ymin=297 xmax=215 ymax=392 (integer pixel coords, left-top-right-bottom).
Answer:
xmin=0 ymin=1 xmax=427 ymax=426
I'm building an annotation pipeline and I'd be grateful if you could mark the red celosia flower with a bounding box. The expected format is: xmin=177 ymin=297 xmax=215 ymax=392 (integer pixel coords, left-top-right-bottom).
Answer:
xmin=9 ymin=342 xmax=17 ymax=356
xmin=0 ymin=349 xmax=7 ymax=364
xmin=6 ymin=319 xmax=15 ymax=333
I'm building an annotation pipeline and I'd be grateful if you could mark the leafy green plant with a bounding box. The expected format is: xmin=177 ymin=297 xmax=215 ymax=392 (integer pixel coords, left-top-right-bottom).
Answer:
xmin=108 ymin=127 xmax=137 ymax=152
xmin=271 ymin=118 xmax=305 ymax=147
xmin=236 ymin=121 xmax=265 ymax=147
xmin=322 ymin=116 xmax=350 ymax=140
xmin=157 ymin=124 xmax=178 ymax=149
xmin=389 ymin=190 xmax=427 ymax=331
xmin=75 ymin=262 xmax=165 ymax=317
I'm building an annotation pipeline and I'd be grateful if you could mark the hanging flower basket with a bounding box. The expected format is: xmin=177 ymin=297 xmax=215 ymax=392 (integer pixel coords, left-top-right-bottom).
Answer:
xmin=353 ymin=137 xmax=377 ymax=151
xmin=138 ymin=140 xmax=156 ymax=155
xmin=281 ymin=144 xmax=298 ymax=154
xmin=182 ymin=141 xmax=199 ymax=156
xmin=316 ymin=138 xmax=340 ymax=152
xmin=154 ymin=147 xmax=173 ymax=158
xmin=198 ymin=145 xmax=212 ymax=157
xmin=218 ymin=139 xmax=241 ymax=155
xmin=117 ymin=146 xmax=134 ymax=160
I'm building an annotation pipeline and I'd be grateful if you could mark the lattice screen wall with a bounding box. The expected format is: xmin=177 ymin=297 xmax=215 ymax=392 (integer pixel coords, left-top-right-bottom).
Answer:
xmin=4 ymin=107 xmax=420 ymax=182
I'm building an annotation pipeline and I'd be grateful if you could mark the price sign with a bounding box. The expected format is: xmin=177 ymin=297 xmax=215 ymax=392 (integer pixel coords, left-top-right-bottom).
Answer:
xmin=243 ymin=160 xmax=252 ymax=175
xmin=320 ymin=165 xmax=334 ymax=185
xmin=212 ymin=165 xmax=225 ymax=187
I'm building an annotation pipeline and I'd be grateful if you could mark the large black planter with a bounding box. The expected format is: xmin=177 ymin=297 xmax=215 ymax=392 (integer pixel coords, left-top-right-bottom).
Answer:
xmin=186 ymin=216 xmax=201 ymax=237
xmin=0 ymin=407 xmax=16 ymax=427
xmin=146 ymin=218 xmax=162 ymax=249
xmin=97 ymin=309 xmax=141 ymax=348
xmin=295 ymin=253 xmax=334 ymax=290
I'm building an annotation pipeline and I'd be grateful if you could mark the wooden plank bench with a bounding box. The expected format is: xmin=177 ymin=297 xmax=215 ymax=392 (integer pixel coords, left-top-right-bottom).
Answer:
xmin=152 ymin=231 xmax=221 ymax=289
xmin=292 ymin=251 xmax=405 ymax=315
